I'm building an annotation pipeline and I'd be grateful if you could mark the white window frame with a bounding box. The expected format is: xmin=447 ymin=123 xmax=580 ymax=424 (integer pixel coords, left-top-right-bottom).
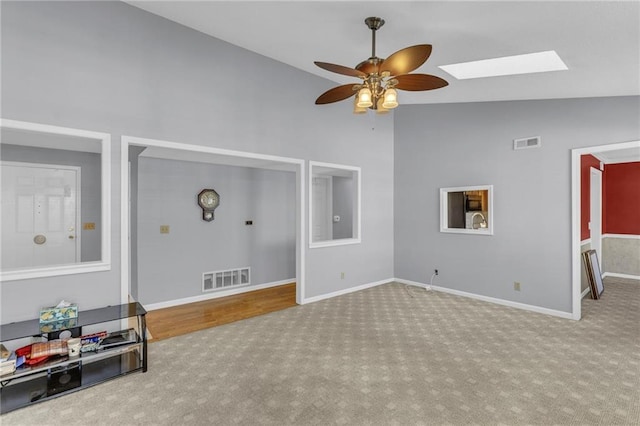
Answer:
xmin=309 ymin=161 xmax=361 ymax=248
xmin=0 ymin=119 xmax=111 ymax=281
xmin=440 ymin=185 xmax=494 ymax=236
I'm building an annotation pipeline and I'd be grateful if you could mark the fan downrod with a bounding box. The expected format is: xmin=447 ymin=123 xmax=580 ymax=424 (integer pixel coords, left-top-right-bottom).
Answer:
xmin=360 ymin=17 xmax=385 ymax=71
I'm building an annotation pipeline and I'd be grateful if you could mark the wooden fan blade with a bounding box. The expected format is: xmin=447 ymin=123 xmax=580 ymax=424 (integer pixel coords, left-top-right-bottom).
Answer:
xmin=394 ymin=74 xmax=448 ymax=91
xmin=315 ymin=84 xmax=358 ymax=105
xmin=379 ymin=44 xmax=432 ymax=76
xmin=314 ymin=62 xmax=367 ymax=78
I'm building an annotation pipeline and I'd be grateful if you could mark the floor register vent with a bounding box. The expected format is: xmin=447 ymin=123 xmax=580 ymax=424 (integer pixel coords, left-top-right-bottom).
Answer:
xmin=513 ymin=136 xmax=541 ymax=150
xmin=203 ymin=267 xmax=250 ymax=292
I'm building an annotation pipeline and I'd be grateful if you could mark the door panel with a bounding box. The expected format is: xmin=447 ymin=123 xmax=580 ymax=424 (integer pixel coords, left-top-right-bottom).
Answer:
xmin=2 ymin=162 xmax=79 ymax=269
xmin=312 ymin=177 xmax=332 ymax=242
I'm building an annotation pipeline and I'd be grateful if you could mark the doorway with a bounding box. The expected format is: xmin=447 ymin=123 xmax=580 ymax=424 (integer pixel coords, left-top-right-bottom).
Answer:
xmin=120 ymin=136 xmax=305 ymax=307
xmin=572 ymin=140 xmax=640 ymax=320
xmin=1 ymin=161 xmax=80 ymax=269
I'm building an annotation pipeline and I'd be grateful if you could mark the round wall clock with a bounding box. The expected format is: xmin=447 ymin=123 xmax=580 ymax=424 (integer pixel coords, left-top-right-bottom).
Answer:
xmin=197 ymin=189 xmax=220 ymax=221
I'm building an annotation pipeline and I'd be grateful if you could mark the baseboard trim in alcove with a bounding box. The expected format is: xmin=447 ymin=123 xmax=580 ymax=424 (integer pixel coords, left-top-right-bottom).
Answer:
xmin=143 ymin=278 xmax=295 ymax=311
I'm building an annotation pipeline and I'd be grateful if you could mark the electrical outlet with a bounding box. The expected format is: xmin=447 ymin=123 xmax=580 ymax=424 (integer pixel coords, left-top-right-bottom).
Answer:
xmin=160 ymin=225 xmax=170 ymax=234
xmin=434 ymin=269 xmax=439 ymax=276
xmin=514 ymin=281 xmax=521 ymax=291
xmin=341 ymin=272 xmax=345 ymax=279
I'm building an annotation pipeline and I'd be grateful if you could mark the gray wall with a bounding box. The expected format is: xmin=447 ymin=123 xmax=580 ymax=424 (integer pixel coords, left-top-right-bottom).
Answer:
xmin=1 ymin=144 xmax=102 ymax=262
xmin=394 ymin=97 xmax=640 ymax=313
xmin=137 ymin=157 xmax=295 ymax=305
xmin=332 ymin=176 xmax=353 ymax=239
xmin=250 ymin=168 xmax=297 ymax=286
xmin=1 ymin=1 xmax=394 ymax=321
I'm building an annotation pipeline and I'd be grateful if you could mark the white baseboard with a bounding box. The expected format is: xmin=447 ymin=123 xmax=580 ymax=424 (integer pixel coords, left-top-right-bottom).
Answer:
xmin=395 ymin=278 xmax=429 ymax=289
xmin=143 ymin=278 xmax=295 ymax=311
xmin=581 ymin=287 xmax=591 ymax=299
xmin=394 ymin=278 xmax=574 ymax=320
xmin=145 ymin=275 xmax=585 ymax=320
xmin=602 ymin=272 xmax=640 ymax=281
xmin=301 ymin=279 xmax=390 ymax=304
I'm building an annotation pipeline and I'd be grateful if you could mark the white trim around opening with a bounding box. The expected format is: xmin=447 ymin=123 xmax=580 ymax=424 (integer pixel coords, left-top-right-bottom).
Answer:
xmin=120 ymin=135 xmax=306 ymax=307
xmin=0 ymin=118 xmax=111 ymax=282
xmin=308 ymin=160 xmax=362 ymax=248
xmin=571 ymin=139 xmax=640 ymax=321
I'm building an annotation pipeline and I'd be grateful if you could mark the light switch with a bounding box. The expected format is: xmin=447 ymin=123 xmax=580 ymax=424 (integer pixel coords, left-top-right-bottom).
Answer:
xmin=160 ymin=225 xmax=170 ymax=234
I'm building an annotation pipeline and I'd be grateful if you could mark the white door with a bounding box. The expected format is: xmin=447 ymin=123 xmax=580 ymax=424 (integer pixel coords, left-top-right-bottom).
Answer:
xmin=312 ymin=176 xmax=332 ymax=242
xmin=1 ymin=162 xmax=80 ymax=269
xmin=590 ymin=167 xmax=603 ymax=268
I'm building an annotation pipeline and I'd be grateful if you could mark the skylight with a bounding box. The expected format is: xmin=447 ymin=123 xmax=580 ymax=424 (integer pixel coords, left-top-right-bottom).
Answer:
xmin=439 ymin=50 xmax=568 ymax=80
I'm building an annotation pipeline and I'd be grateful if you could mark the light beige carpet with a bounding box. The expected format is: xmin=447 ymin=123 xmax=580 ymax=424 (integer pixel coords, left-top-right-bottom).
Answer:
xmin=2 ymin=278 xmax=639 ymax=425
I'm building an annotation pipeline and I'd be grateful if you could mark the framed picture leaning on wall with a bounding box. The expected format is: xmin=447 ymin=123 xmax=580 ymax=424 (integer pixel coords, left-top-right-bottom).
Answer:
xmin=582 ymin=249 xmax=604 ymax=300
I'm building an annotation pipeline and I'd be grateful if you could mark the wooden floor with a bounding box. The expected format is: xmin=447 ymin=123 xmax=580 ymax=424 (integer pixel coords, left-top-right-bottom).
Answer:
xmin=145 ymin=283 xmax=297 ymax=341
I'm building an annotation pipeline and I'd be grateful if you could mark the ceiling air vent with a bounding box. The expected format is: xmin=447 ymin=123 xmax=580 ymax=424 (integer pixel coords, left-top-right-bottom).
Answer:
xmin=513 ymin=136 xmax=541 ymax=150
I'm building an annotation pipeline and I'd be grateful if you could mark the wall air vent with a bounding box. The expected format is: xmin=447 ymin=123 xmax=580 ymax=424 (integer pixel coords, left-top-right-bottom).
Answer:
xmin=203 ymin=267 xmax=250 ymax=292
xmin=513 ymin=136 xmax=541 ymax=150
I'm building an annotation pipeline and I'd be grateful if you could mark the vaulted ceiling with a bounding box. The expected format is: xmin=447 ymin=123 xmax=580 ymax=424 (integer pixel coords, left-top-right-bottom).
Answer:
xmin=126 ymin=1 xmax=640 ymax=105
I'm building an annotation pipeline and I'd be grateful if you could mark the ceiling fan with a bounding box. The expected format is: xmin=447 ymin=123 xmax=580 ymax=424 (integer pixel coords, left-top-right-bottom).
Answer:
xmin=314 ymin=17 xmax=448 ymax=113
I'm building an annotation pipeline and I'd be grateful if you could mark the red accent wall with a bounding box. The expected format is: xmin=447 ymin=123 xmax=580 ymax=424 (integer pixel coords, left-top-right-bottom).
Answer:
xmin=603 ymin=161 xmax=640 ymax=235
xmin=581 ymin=154 xmax=601 ymax=240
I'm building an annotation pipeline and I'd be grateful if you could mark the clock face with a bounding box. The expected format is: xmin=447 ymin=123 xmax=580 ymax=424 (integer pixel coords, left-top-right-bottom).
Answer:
xmin=199 ymin=191 xmax=218 ymax=208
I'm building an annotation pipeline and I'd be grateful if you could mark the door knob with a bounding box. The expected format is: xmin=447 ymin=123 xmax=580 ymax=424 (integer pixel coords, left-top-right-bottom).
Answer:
xmin=68 ymin=235 xmax=75 ymax=239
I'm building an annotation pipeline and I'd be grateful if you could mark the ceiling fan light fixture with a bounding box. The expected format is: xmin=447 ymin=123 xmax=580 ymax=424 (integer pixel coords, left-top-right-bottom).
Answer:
xmin=353 ymin=95 xmax=368 ymax=114
xmin=356 ymin=87 xmax=373 ymax=108
xmin=382 ymin=88 xmax=398 ymax=109
xmin=376 ymin=98 xmax=389 ymax=114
